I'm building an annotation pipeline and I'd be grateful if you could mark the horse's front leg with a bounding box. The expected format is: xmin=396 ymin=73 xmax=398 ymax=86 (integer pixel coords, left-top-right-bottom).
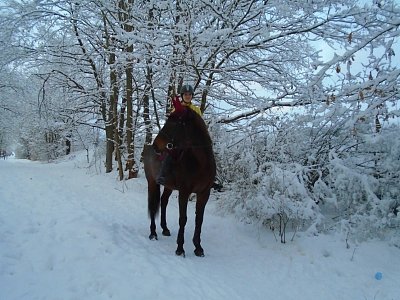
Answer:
xmin=160 ymin=188 xmax=172 ymax=236
xmin=193 ymin=189 xmax=210 ymax=257
xmin=176 ymin=191 xmax=190 ymax=256
xmin=149 ymin=217 xmax=157 ymax=240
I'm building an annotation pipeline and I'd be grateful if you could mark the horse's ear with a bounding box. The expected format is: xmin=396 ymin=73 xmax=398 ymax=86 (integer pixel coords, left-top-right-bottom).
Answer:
xmin=172 ymin=96 xmax=184 ymax=113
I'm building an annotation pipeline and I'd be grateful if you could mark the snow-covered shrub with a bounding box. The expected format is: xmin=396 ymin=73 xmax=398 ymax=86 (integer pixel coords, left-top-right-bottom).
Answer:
xmin=15 ymin=118 xmax=73 ymax=161
xmin=212 ymin=122 xmax=322 ymax=241
xmin=318 ymin=128 xmax=400 ymax=243
xmin=211 ymin=104 xmax=400 ymax=243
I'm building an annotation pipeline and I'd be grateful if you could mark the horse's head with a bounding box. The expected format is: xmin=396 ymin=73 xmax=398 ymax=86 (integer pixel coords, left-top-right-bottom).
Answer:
xmin=153 ymin=107 xmax=211 ymax=153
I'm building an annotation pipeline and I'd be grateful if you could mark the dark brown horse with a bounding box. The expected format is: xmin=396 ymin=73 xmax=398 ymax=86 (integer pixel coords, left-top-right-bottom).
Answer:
xmin=143 ymin=102 xmax=216 ymax=257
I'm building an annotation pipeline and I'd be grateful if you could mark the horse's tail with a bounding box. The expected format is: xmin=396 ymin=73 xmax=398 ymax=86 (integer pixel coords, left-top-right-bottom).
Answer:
xmin=142 ymin=144 xmax=161 ymax=218
xmin=148 ymin=184 xmax=161 ymax=218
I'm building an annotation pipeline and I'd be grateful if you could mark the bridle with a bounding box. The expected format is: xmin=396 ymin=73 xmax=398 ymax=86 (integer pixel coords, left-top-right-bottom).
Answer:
xmin=157 ymin=117 xmax=186 ymax=151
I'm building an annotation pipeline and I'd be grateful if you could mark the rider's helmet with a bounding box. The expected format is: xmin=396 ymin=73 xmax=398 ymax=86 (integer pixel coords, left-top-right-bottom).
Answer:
xmin=180 ymin=84 xmax=194 ymax=96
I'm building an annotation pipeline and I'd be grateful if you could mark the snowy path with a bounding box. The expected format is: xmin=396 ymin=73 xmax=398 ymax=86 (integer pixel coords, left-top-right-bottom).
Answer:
xmin=0 ymin=157 xmax=399 ymax=300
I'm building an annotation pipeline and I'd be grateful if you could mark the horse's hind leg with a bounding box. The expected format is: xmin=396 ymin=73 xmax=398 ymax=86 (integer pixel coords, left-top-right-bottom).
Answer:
xmin=160 ymin=188 xmax=172 ymax=236
xmin=193 ymin=190 xmax=210 ymax=257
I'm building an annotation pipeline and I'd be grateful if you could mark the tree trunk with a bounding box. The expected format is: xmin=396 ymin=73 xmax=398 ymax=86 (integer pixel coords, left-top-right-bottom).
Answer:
xmin=66 ymin=134 xmax=71 ymax=155
xmin=121 ymin=0 xmax=138 ymax=179
xmin=125 ymin=50 xmax=138 ymax=179
xmin=105 ymin=121 xmax=114 ymax=173
xmin=109 ymin=49 xmax=124 ymax=180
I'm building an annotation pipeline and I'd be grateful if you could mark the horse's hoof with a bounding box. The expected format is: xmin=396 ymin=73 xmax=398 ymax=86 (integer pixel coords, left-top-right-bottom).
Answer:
xmin=162 ymin=229 xmax=171 ymax=236
xmin=194 ymin=248 xmax=205 ymax=257
xmin=149 ymin=233 xmax=158 ymax=240
xmin=175 ymin=249 xmax=185 ymax=257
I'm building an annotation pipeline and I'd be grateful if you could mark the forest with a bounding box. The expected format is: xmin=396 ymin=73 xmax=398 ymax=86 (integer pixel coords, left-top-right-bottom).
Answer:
xmin=0 ymin=0 xmax=399 ymax=244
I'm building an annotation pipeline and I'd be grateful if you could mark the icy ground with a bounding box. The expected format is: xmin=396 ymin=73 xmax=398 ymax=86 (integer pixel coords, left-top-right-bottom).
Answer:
xmin=0 ymin=154 xmax=399 ymax=300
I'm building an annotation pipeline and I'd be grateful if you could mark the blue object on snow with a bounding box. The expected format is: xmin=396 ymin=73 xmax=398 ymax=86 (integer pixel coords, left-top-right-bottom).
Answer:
xmin=375 ymin=272 xmax=383 ymax=280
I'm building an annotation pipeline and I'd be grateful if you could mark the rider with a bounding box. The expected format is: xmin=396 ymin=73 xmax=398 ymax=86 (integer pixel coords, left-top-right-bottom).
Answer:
xmin=178 ymin=84 xmax=202 ymax=116
xmin=157 ymin=84 xmax=201 ymax=185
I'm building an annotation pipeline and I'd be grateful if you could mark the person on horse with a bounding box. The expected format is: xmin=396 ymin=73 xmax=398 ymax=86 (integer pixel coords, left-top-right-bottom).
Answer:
xmin=156 ymin=84 xmax=201 ymax=185
xmin=175 ymin=84 xmax=202 ymax=116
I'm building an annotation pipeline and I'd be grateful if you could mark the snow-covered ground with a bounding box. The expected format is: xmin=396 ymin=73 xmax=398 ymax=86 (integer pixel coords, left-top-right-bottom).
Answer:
xmin=0 ymin=154 xmax=399 ymax=300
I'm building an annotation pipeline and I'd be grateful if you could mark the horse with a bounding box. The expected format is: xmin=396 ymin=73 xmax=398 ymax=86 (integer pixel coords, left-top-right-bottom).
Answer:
xmin=143 ymin=99 xmax=216 ymax=257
